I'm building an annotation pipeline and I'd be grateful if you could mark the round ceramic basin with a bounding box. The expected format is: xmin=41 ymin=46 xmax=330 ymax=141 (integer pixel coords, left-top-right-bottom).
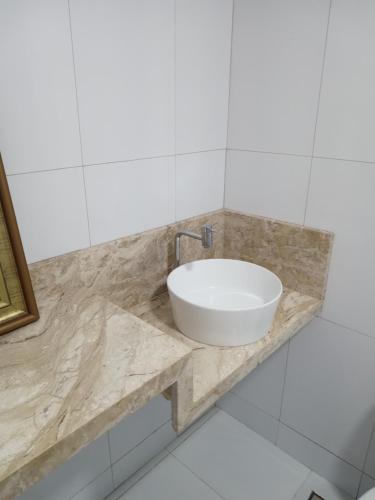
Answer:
xmin=167 ymin=259 xmax=282 ymax=347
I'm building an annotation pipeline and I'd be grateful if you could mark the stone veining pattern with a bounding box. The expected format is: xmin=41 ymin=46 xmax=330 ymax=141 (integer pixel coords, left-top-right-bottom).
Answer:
xmin=0 ymin=210 xmax=333 ymax=499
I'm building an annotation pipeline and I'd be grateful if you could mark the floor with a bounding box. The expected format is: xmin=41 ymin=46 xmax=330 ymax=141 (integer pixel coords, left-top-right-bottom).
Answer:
xmin=108 ymin=410 xmax=354 ymax=500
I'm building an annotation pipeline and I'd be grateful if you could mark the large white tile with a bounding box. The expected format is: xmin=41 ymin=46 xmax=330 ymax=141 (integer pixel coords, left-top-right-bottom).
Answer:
xmin=281 ymin=318 xmax=375 ymax=470
xmin=232 ymin=341 xmax=288 ymax=419
xmin=217 ymin=391 xmax=280 ymax=444
xmin=71 ymin=469 xmax=113 ymax=500
xmin=106 ymin=449 xmax=169 ymax=500
xmin=109 ymin=396 xmax=171 ymax=464
xmin=70 ymin=0 xmax=174 ymax=165
xmin=364 ymin=430 xmax=375 ymax=479
xmin=292 ymin=471 xmax=354 ymax=500
xmin=172 ymin=410 xmax=309 ymax=500
xmin=277 ymin=424 xmax=361 ymax=498
xmin=176 ymin=150 xmax=225 ymax=220
xmin=305 ymin=158 xmax=375 ymax=337
xmin=119 ymin=455 xmax=222 ymax=500
xmin=228 ymin=0 xmax=330 ymax=155
xmin=112 ymin=421 xmax=176 ymax=488
xmin=84 ymin=157 xmax=175 ymax=245
xmin=176 ymin=0 xmax=232 ymax=153
xmin=0 ymin=0 xmax=81 ymax=174
xmin=18 ymin=435 xmax=111 ymax=500
xmin=314 ymin=0 xmax=375 ymax=162
xmin=8 ymin=168 xmax=90 ymax=263
xmin=358 ymin=475 xmax=375 ymax=498
xmin=225 ymin=150 xmax=310 ymax=224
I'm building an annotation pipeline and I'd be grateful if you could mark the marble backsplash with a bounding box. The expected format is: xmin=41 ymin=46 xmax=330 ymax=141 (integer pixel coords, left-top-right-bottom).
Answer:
xmin=29 ymin=209 xmax=333 ymax=308
xmin=29 ymin=211 xmax=224 ymax=310
xmin=224 ymin=210 xmax=333 ymax=299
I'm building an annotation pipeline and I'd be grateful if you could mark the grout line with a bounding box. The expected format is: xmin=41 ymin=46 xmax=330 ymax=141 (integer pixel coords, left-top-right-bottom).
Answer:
xmin=227 ymin=147 xmax=311 ymax=159
xmin=278 ymin=339 xmax=291 ymax=422
xmin=110 ymin=419 xmax=172 ymax=468
xmin=68 ymin=467 xmax=113 ymax=500
xmin=6 ymin=149 xmax=228 ymax=177
xmin=6 ymin=164 xmax=82 ymax=177
xmin=303 ymin=0 xmax=332 ymax=225
xmin=107 ymin=410 xmax=218 ymax=499
xmin=223 ymin=0 xmax=235 ymax=210
xmin=173 ymin=0 xmax=177 ymax=223
xmin=106 ymin=433 xmax=116 ymax=491
xmin=175 ymin=148 xmax=226 ymax=158
xmin=67 ymin=0 xmax=92 ymax=246
xmin=279 ymin=420 xmax=364 ymax=474
xmin=316 ymin=314 xmax=375 ymax=342
xmin=106 ymin=450 xmax=170 ymax=500
xmin=291 ymin=472 xmax=314 ymax=500
xmin=171 ymin=454 xmax=228 ymax=500
xmin=313 ymin=154 xmax=375 ymax=166
xmin=355 ymin=418 xmax=375 ymax=498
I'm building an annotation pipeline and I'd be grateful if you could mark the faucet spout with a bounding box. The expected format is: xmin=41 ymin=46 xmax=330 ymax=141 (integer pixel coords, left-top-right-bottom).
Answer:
xmin=175 ymin=224 xmax=214 ymax=267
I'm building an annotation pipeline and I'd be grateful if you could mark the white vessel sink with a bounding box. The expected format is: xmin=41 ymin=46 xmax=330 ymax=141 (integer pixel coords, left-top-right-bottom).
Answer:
xmin=167 ymin=259 xmax=282 ymax=347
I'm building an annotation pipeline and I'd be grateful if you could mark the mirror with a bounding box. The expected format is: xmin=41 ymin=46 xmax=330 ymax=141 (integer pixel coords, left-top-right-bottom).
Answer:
xmin=0 ymin=154 xmax=38 ymax=335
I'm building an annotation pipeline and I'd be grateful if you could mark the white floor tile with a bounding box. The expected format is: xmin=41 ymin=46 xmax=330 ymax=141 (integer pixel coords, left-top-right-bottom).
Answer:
xmin=172 ymin=410 xmax=309 ymax=500
xmin=277 ymin=423 xmax=361 ymax=498
xmin=119 ymin=455 xmax=222 ymax=500
xmin=358 ymin=474 xmax=375 ymax=498
xmin=292 ymin=471 xmax=354 ymax=500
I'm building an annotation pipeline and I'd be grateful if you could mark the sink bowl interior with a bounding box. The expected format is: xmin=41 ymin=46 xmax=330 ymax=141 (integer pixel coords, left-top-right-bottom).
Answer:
xmin=167 ymin=259 xmax=282 ymax=347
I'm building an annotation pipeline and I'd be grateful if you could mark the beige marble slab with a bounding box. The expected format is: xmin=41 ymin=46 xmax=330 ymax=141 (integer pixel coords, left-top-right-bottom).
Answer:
xmin=224 ymin=210 xmax=333 ymax=299
xmin=0 ymin=208 xmax=332 ymax=498
xmin=129 ymin=288 xmax=322 ymax=427
xmin=0 ymin=288 xmax=191 ymax=499
xmin=29 ymin=211 xmax=224 ymax=310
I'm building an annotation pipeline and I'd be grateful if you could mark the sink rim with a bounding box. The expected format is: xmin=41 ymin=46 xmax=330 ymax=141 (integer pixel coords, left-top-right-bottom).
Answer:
xmin=167 ymin=258 xmax=283 ymax=313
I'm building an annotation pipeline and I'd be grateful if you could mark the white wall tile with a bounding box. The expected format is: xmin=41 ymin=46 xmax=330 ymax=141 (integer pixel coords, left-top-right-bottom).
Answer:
xmin=0 ymin=0 xmax=81 ymax=174
xmin=8 ymin=168 xmax=90 ymax=263
xmin=281 ymin=318 xmax=375 ymax=470
xmin=277 ymin=424 xmax=361 ymax=498
xmin=19 ymin=435 xmax=111 ymax=500
xmin=70 ymin=0 xmax=175 ymax=165
xmin=176 ymin=0 xmax=232 ymax=153
xmin=305 ymin=158 xmax=375 ymax=337
xmin=84 ymin=157 xmax=175 ymax=245
xmin=109 ymin=396 xmax=171 ymax=464
xmin=358 ymin=475 xmax=375 ymax=498
xmin=314 ymin=0 xmax=375 ymax=162
xmin=112 ymin=421 xmax=176 ymax=487
xmin=232 ymin=342 xmax=288 ymax=419
xmin=217 ymin=392 xmax=280 ymax=444
xmin=225 ymin=150 xmax=310 ymax=224
xmin=228 ymin=0 xmax=330 ymax=155
xmin=292 ymin=472 xmax=353 ymax=500
xmin=71 ymin=469 xmax=113 ymax=500
xmin=364 ymin=430 xmax=375 ymax=480
xmin=176 ymin=150 xmax=225 ymax=220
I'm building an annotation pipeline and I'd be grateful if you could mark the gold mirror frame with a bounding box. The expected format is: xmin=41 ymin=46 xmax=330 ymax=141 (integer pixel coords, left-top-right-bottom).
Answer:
xmin=0 ymin=154 xmax=39 ymax=335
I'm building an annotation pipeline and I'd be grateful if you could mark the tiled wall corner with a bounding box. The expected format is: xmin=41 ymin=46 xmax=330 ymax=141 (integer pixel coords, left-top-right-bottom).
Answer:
xmin=221 ymin=1 xmax=375 ymax=497
xmin=1 ymin=0 xmax=232 ymax=265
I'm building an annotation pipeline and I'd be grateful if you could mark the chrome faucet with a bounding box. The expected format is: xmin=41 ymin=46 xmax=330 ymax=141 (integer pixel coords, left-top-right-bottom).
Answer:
xmin=175 ymin=224 xmax=214 ymax=267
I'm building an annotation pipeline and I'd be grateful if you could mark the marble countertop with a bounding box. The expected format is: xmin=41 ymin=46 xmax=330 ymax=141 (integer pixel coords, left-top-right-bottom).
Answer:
xmin=130 ymin=289 xmax=321 ymax=425
xmin=0 ymin=209 xmax=332 ymax=499
xmin=0 ymin=288 xmax=191 ymax=499
xmin=0 ymin=286 xmax=320 ymax=499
